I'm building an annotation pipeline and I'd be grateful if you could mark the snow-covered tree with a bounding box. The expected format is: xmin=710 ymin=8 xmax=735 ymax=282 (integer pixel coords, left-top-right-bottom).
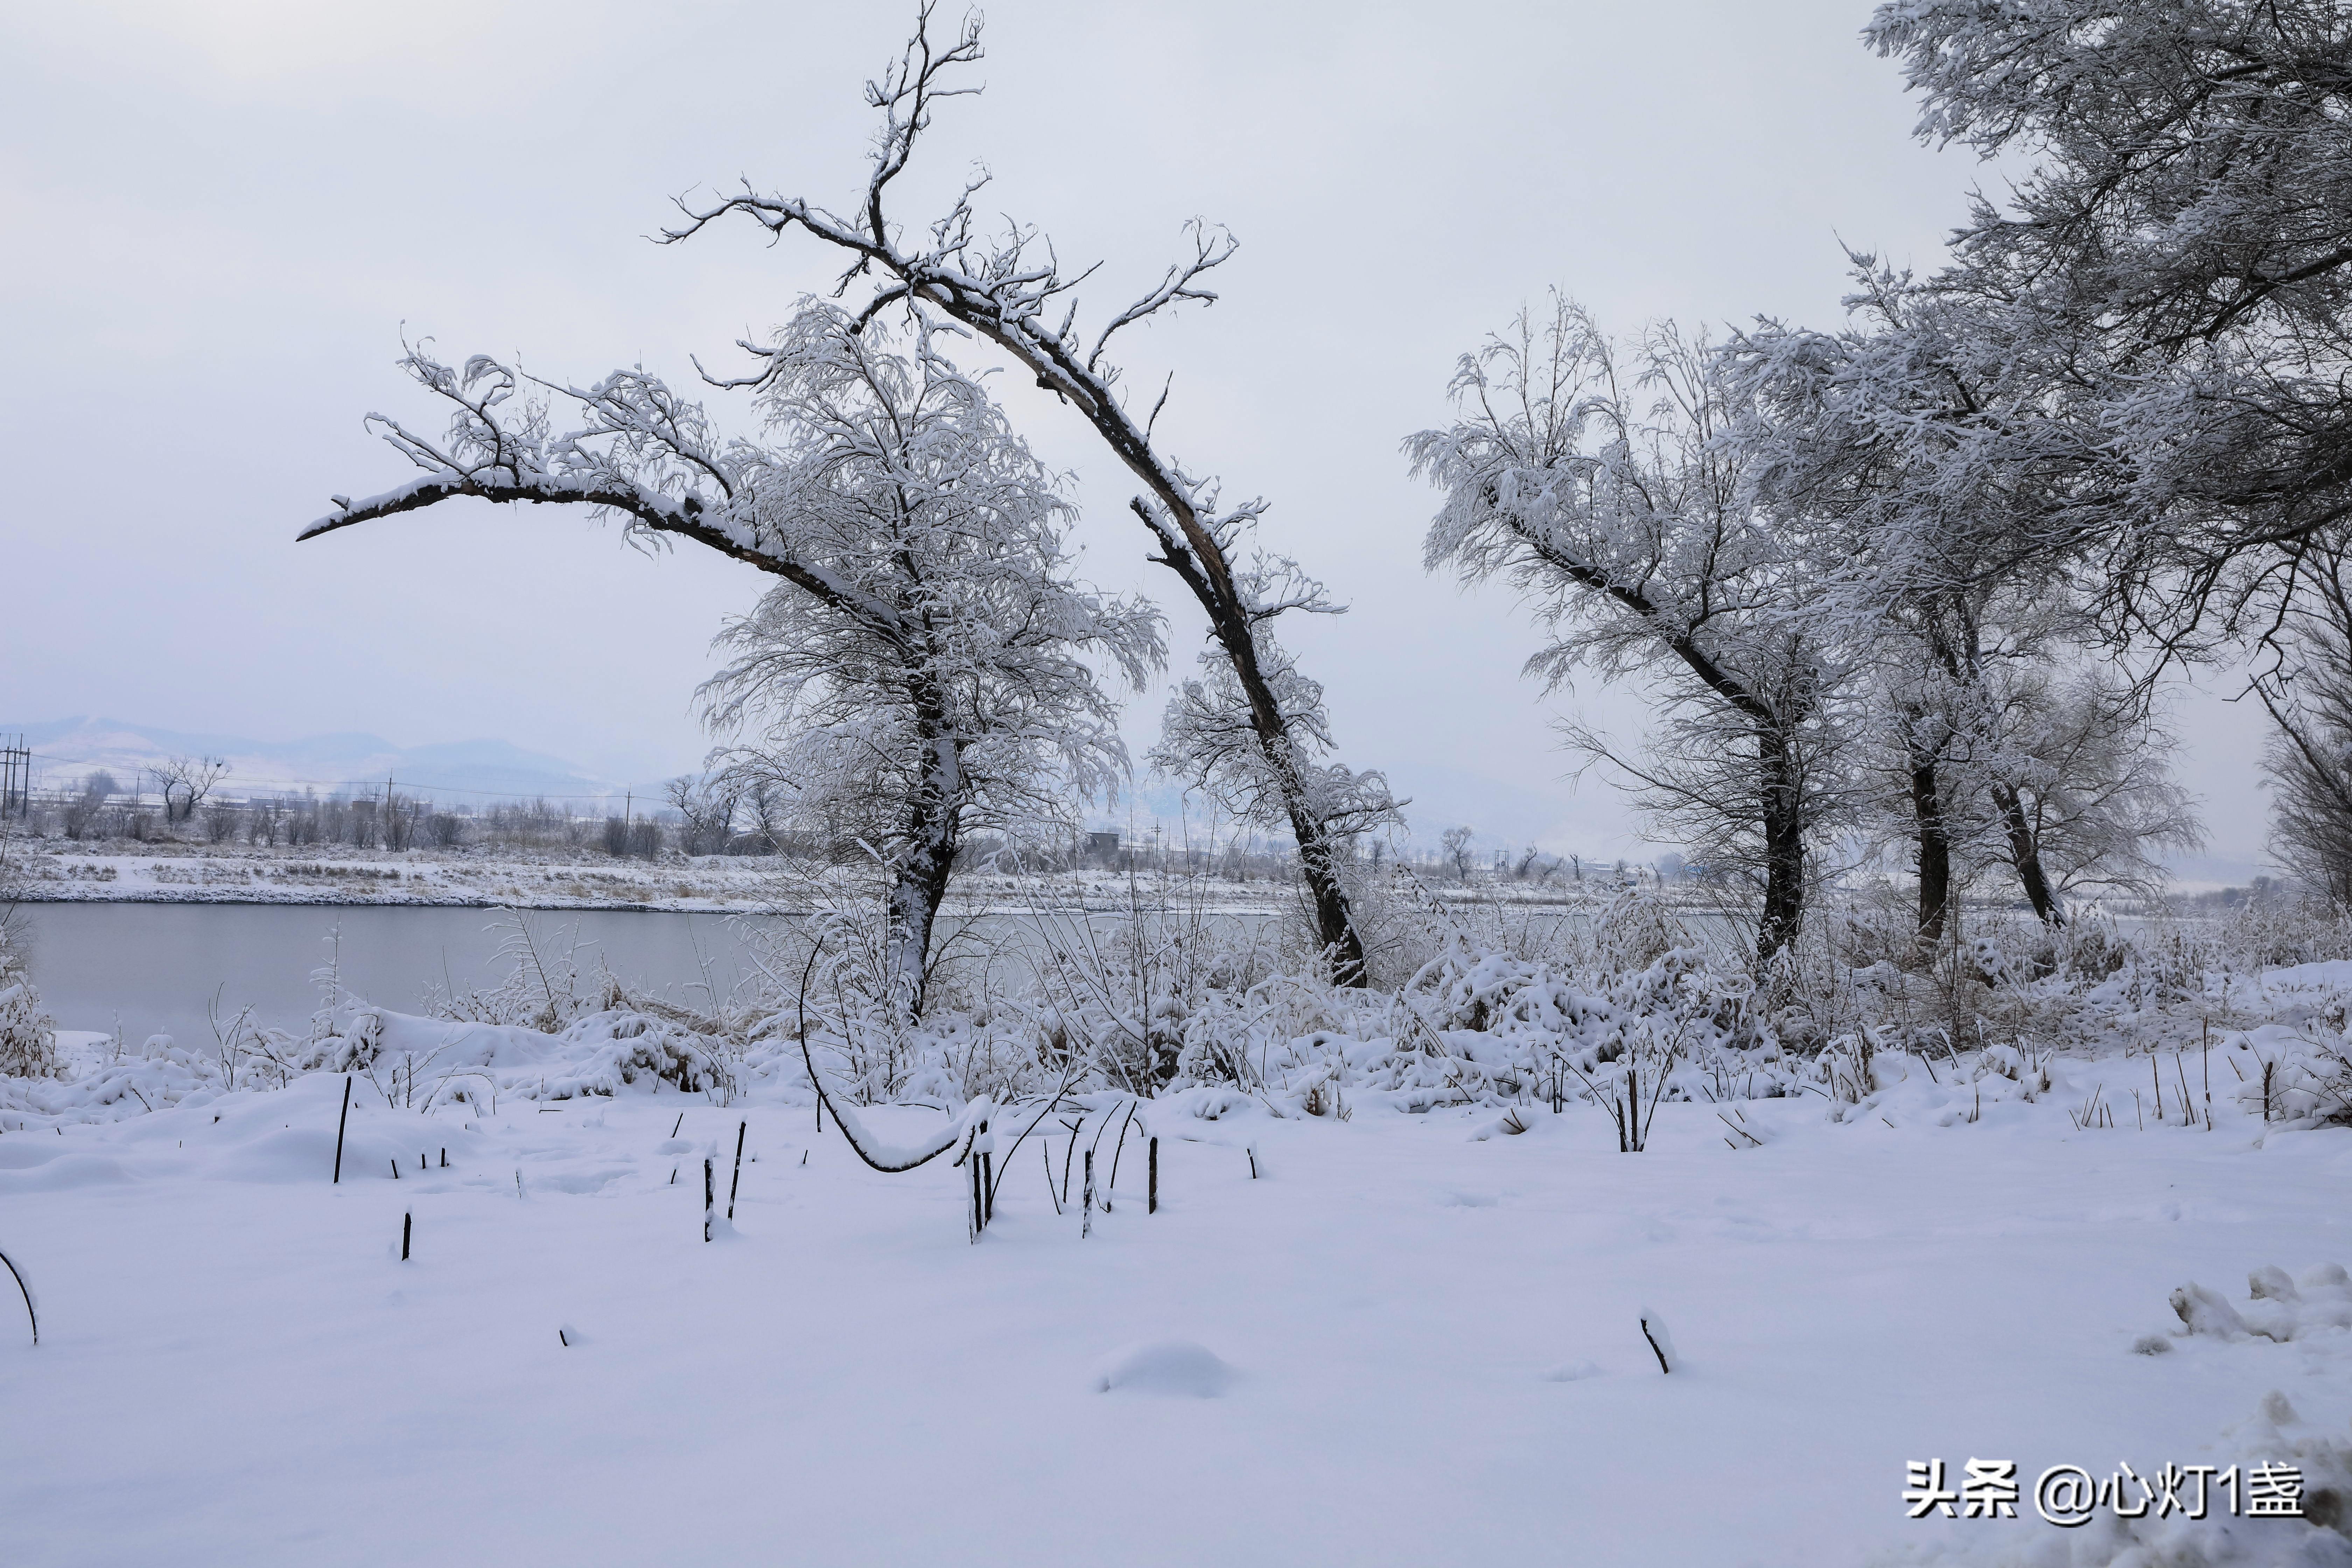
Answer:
xmin=659 ymin=4 xmax=1394 ymax=981
xmin=1969 ymin=665 xmax=2204 ymax=905
xmin=304 ymin=306 xmax=1160 ymax=1015
xmin=1731 ymin=263 xmax=2200 ymax=927
xmin=1866 ymin=0 xmax=2352 ymax=663
xmin=2257 ymin=545 xmax=2352 ymax=908
xmin=1407 ymin=300 xmax=1851 ymax=965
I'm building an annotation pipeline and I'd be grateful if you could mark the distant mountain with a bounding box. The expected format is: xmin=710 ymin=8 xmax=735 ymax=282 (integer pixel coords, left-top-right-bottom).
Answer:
xmin=6 ymin=717 xmax=630 ymax=807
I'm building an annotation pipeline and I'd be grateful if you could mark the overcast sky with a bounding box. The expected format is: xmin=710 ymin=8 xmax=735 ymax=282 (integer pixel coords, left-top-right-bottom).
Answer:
xmin=0 ymin=0 xmax=2275 ymax=871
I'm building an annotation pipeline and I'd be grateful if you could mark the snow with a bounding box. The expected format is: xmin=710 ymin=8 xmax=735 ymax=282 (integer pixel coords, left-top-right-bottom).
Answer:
xmin=1092 ymin=1338 xmax=1236 ymax=1398
xmin=6 ymin=1040 xmax=2352 ymax=1564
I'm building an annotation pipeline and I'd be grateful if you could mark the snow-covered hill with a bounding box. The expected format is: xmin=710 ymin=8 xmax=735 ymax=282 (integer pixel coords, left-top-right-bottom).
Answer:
xmin=6 ymin=716 xmax=639 ymax=807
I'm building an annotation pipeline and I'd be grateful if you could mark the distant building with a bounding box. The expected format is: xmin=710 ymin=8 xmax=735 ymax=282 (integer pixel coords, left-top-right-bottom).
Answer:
xmin=1087 ymin=831 xmax=1121 ymax=866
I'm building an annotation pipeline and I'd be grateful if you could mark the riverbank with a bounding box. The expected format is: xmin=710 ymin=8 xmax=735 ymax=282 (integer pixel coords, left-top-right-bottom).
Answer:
xmin=2 ymin=842 xmax=1632 ymax=915
xmin=6 ymin=841 xmax=1409 ymax=913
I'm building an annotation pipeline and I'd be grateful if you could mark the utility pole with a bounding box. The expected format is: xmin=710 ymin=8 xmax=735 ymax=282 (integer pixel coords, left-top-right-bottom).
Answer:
xmin=0 ymin=736 xmax=27 ymax=818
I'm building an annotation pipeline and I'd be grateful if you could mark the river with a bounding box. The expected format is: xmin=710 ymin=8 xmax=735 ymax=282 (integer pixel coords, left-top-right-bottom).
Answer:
xmin=11 ymin=895 xmax=2193 ymax=1051
xmin=9 ymin=899 xmax=1286 ymax=1048
xmin=12 ymin=902 xmax=779 ymax=1048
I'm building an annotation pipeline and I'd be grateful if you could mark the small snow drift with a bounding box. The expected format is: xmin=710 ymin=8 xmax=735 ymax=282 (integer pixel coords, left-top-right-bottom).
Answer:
xmin=1093 ymin=1340 xmax=1236 ymax=1399
xmin=1467 ymin=1107 xmax=1545 ymax=1142
xmin=2170 ymin=1265 xmax=2352 ymax=1344
xmin=1541 ymin=1359 xmax=1603 ymax=1383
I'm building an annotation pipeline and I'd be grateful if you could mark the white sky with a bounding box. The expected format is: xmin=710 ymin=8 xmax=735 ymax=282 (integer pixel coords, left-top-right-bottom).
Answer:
xmin=0 ymin=0 xmax=2274 ymax=870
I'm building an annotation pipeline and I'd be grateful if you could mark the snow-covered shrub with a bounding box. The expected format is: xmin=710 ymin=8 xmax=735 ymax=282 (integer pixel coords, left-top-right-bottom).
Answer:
xmin=0 ymin=847 xmax=53 ymax=1079
xmin=2214 ymin=899 xmax=2352 ymax=972
xmin=426 ymin=910 xmax=619 ymax=1035
xmin=2215 ymin=1024 xmax=2352 ymax=1129
xmin=993 ymin=871 xmax=1286 ymax=1096
xmin=1263 ymin=937 xmax=1802 ymax=1121
xmin=0 ymin=978 xmax=57 ymax=1080
xmin=306 ymin=1002 xmax=742 ymax=1109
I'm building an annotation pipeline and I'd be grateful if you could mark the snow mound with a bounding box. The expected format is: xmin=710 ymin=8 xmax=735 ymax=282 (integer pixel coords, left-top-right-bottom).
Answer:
xmin=0 ymin=1152 xmax=130 ymax=1192
xmin=1540 ymin=1359 xmax=1603 ymax=1382
xmin=2170 ymin=1265 xmax=2352 ymax=1344
xmin=1092 ymin=1340 xmax=1236 ymax=1399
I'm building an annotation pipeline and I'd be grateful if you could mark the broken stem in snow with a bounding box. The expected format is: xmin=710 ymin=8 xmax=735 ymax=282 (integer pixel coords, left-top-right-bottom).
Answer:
xmin=1103 ymin=1100 xmax=1138 ymax=1210
xmin=1640 ymin=1314 xmax=1672 ymax=1374
xmin=728 ymin=1120 xmax=747 ymax=1220
xmin=0 ymin=1246 xmax=35 ymax=1345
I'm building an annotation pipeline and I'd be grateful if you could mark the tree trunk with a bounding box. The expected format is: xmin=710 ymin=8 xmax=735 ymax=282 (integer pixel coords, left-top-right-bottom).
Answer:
xmin=1921 ymin=603 xmax=2060 ymax=927
xmin=1283 ymin=773 xmax=1367 ymax=985
xmin=1990 ymin=780 xmax=2063 ymax=927
xmin=1186 ymin=561 xmax=1370 ymax=985
xmin=1757 ymin=724 xmax=1806 ymax=966
xmin=1906 ymin=724 xmax=1952 ymax=943
xmin=884 ymin=728 xmax=964 ymax=1017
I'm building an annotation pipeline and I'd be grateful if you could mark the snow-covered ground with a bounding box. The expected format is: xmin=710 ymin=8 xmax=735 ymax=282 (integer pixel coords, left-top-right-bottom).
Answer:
xmin=12 ymin=844 xmax=826 ymax=910
xmin=5 ymin=1038 xmax=2351 ymax=1565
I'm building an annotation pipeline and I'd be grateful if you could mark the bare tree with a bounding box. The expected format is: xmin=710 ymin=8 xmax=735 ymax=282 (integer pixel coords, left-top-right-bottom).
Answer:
xmin=381 ymin=792 xmax=424 ymax=852
xmin=60 ymin=772 xmax=111 ymax=842
xmin=658 ymin=5 xmax=1393 ymax=980
xmin=664 ymin=775 xmax=742 ymax=856
xmin=1440 ymin=826 xmax=1477 ymax=882
xmin=153 ymin=756 xmax=228 ymax=825
xmin=1981 ymin=668 xmax=2204 ymax=904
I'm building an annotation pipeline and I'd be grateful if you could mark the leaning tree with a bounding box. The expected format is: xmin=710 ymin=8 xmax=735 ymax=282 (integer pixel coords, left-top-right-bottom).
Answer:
xmin=656 ymin=4 xmax=1393 ymax=981
xmin=1408 ymin=300 xmax=1850 ymax=966
xmin=302 ymin=306 xmax=1158 ymax=1016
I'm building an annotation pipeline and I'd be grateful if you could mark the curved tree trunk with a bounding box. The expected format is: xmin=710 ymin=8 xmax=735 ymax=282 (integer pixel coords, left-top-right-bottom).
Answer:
xmin=1991 ymin=780 xmax=2064 ymax=927
xmin=1923 ymin=604 xmax=2061 ymax=927
xmin=1186 ymin=586 xmax=1368 ymax=983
